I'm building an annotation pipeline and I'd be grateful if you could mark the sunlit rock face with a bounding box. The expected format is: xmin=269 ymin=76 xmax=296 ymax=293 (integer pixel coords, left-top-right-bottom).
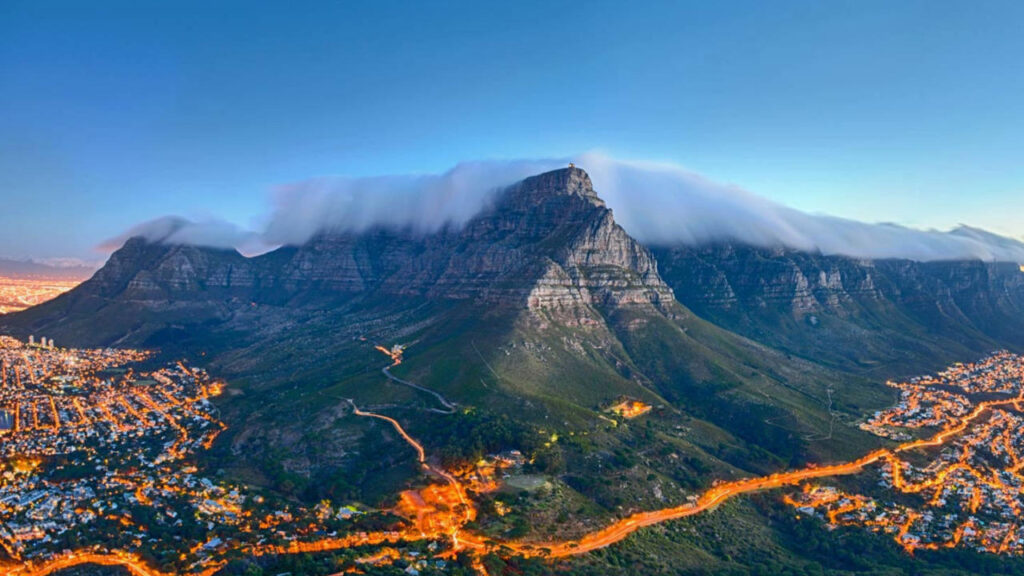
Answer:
xmin=422 ymin=167 xmax=675 ymax=312
xmin=2 ymin=167 xmax=681 ymax=345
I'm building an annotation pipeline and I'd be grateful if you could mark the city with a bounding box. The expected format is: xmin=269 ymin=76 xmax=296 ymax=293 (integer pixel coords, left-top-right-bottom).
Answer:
xmin=788 ymin=351 xmax=1024 ymax=554
xmin=0 ymin=336 xmax=530 ymax=576
xmin=0 ymin=337 xmax=400 ymax=576
xmin=0 ymin=278 xmax=81 ymax=315
xmin=6 ymin=337 xmax=1024 ymax=575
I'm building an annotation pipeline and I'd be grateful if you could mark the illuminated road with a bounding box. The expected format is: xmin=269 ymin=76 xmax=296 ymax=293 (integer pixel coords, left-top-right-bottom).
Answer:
xmin=4 ymin=551 xmax=176 ymax=576
xmin=348 ymin=400 xmax=427 ymax=465
xmin=346 ymin=399 xmax=474 ymax=534
xmin=518 ymin=392 xmax=1024 ymax=558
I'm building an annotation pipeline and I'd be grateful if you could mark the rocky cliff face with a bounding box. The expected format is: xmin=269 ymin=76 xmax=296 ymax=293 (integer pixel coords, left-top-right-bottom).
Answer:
xmin=653 ymin=245 xmax=884 ymax=316
xmin=268 ymin=168 xmax=675 ymax=313
xmin=652 ymin=244 xmax=1024 ymax=368
xmin=9 ymin=167 xmax=1024 ymax=371
xmin=421 ymin=168 xmax=674 ymax=311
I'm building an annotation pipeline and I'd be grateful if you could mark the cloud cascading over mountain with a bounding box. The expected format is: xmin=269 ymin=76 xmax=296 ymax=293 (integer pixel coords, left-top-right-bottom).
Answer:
xmin=102 ymin=154 xmax=1024 ymax=263
xmin=99 ymin=216 xmax=263 ymax=255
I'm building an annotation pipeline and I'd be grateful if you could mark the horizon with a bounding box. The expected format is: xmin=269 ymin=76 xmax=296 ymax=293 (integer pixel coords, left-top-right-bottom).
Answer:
xmin=4 ymin=158 xmax=1024 ymax=268
xmin=3 ymin=1 xmax=1024 ymax=261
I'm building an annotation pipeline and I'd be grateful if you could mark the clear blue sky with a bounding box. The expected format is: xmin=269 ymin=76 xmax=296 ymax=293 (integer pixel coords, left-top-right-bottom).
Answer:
xmin=2 ymin=0 xmax=1023 ymax=260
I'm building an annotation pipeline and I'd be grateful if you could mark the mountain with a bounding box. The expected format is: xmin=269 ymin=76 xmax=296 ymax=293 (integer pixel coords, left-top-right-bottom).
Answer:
xmin=7 ymin=167 xmax=1024 ymax=574
xmin=27 ymin=170 xmax=667 ymax=309
xmin=7 ymin=169 xmax=675 ymax=342
xmin=2 ymin=168 xmax=876 ymax=498
xmin=652 ymin=244 xmax=1024 ymax=373
xmin=949 ymin=224 xmax=1024 ymax=255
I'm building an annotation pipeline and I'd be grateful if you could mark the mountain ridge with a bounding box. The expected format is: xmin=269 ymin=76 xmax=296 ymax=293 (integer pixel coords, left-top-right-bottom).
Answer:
xmin=8 ymin=166 xmax=1023 ymax=380
xmin=653 ymin=243 xmax=1024 ymax=372
xmin=4 ymin=167 xmax=681 ymax=342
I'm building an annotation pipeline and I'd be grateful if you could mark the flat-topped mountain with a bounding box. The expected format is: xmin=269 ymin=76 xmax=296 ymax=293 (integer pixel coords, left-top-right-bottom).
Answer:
xmin=14 ymin=166 xmax=1021 ymax=376
xmin=6 ymin=166 xmax=1024 ymax=575
xmin=15 ymin=168 xmax=672 ymax=339
xmin=7 ymin=165 xmax=1024 ymax=388
xmin=3 ymin=167 xmax=861 ymax=483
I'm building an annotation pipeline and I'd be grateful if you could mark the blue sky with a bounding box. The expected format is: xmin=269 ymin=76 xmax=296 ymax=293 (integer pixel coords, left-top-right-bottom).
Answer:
xmin=2 ymin=0 xmax=1023 ymax=260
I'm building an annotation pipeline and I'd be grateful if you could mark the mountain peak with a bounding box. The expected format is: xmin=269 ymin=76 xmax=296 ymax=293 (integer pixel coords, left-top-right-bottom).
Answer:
xmin=512 ymin=166 xmax=603 ymax=206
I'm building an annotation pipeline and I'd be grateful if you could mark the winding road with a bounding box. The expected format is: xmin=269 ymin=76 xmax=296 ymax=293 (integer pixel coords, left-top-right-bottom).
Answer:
xmin=375 ymin=345 xmax=456 ymax=414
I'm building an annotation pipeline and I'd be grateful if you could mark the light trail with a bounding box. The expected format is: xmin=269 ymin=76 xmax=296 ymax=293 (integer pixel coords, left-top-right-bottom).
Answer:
xmin=349 ymin=402 xmax=426 ymax=464
xmin=134 ymin=389 xmax=190 ymax=458
xmin=522 ymin=393 xmax=1024 ymax=558
xmin=71 ymin=398 xmax=90 ymax=426
xmin=47 ymin=397 xmax=59 ymax=431
xmin=5 ymin=551 xmax=175 ymax=576
xmin=117 ymin=397 xmax=151 ymax=427
xmin=98 ymin=402 xmax=125 ymax=431
xmin=786 ymin=353 xmax=1024 ymax=554
xmin=347 ymin=400 xmax=473 ymax=524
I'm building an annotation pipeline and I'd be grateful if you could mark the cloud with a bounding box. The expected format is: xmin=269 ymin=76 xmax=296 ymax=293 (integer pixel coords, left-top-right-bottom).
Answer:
xmin=261 ymin=158 xmax=564 ymax=245
xmin=99 ymin=215 xmax=267 ymax=255
xmin=0 ymin=256 xmax=99 ymax=278
xmin=31 ymin=257 xmax=100 ymax=270
xmin=579 ymin=154 xmax=1024 ymax=262
xmin=101 ymin=154 xmax=1024 ymax=263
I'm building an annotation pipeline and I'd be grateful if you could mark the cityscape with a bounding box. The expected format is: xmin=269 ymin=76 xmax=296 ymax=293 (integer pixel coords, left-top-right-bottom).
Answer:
xmin=789 ymin=351 xmax=1024 ymax=554
xmin=0 ymin=336 xmax=527 ymax=576
xmin=0 ymin=278 xmax=81 ymax=315
xmin=4 ymin=333 xmax=1024 ymax=575
xmin=0 ymin=337 xmax=380 ymax=576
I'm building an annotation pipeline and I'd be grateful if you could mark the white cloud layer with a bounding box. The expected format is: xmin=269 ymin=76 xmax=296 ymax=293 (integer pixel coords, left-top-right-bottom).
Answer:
xmin=101 ymin=154 xmax=1024 ymax=263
